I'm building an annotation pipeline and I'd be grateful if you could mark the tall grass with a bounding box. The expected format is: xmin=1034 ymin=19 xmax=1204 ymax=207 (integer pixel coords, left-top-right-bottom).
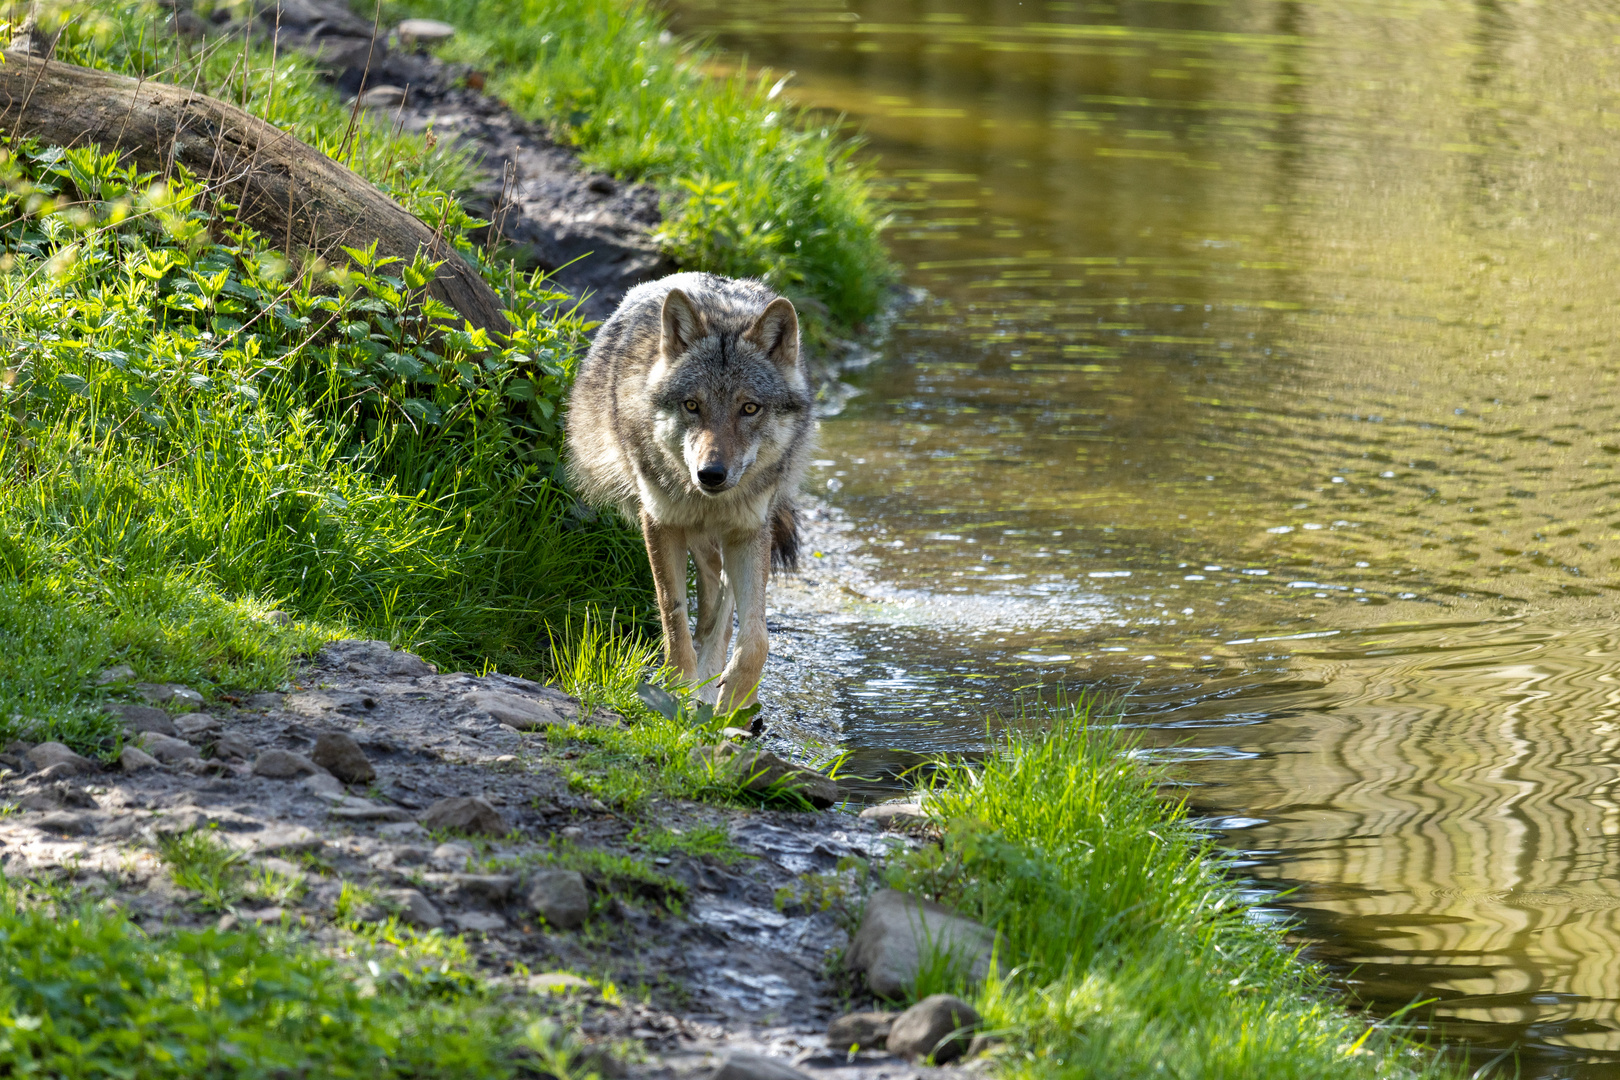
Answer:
xmin=893 ymin=701 xmax=1463 ymax=1079
xmin=380 ymin=0 xmax=895 ymax=336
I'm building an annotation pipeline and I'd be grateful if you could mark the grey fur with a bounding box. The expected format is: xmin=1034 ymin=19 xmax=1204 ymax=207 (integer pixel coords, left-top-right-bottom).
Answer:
xmin=564 ymin=272 xmax=815 ymax=708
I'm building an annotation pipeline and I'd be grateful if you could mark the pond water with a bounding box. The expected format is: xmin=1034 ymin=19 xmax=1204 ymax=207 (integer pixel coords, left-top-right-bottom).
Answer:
xmin=660 ymin=0 xmax=1620 ymax=1073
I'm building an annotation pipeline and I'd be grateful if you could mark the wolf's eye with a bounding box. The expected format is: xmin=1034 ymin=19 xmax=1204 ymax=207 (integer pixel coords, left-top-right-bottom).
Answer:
xmin=683 ymin=400 xmax=700 ymax=414
xmin=740 ymin=403 xmax=760 ymax=416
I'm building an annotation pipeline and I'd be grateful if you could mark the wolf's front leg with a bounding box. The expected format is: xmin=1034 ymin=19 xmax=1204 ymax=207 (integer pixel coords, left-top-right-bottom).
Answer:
xmin=641 ymin=511 xmax=697 ymax=678
xmin=691 ymin=537 xmax=734 ymax=703
xmin=716 ymin=526 xmax=771 ymax=714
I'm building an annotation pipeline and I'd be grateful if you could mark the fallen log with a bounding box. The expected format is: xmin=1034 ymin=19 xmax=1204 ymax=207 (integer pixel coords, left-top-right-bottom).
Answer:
xmin=0 ymin=50 xmax=509 ymax=335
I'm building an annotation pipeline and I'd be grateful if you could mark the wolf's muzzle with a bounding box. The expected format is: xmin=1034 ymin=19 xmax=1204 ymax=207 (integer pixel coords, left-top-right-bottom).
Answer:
xmin=696 ymin=463 xmax=728 ymax=491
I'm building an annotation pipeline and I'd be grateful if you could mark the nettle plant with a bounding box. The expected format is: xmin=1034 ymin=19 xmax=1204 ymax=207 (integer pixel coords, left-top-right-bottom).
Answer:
xmin=0 ymin=141 xmax=587 ymax=482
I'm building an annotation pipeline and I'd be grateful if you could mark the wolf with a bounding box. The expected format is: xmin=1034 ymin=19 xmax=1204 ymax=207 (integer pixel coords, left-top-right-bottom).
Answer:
xmin=564 ymin=272 xmax=814 ymax=712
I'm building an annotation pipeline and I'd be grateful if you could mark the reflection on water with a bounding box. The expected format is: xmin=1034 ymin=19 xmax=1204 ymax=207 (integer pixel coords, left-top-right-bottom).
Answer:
xmin=662 ymin=0 xmax=1620 ymax=1073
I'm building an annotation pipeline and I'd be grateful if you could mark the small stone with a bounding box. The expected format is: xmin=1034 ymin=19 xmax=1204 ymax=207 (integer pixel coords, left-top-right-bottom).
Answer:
xmin=173 ymin=713 xmax=221 ymax=739
xmin=95 ymin=665 xmax=136 ymax=685
xmin=329 ymin=803 xmax=413 ymax=823
xmin=886 ymin=994 xmax=981 ymax=1064
xmin=136 ymin=683 xmax=204 ymax=708
xmin=396 ymin=17 xmax=455 ymax=45
xmin=447 ymin=873 xmax=517 ymax=904
xmin=34 ymin=811 xmax=97 ymax=836
xmin=719 ymin=726 xmax=753 ymax=741
xmin=252 ymin=826 xmax=322 ymax=855
xmin=252 ymin=750 xmax=322 ymax=779
xmin=265 ymin=610 xmax=291 ymax=627
xmin=845 ymin=890 xmax=996 ymax=1000
xmin=378 ymin=821 xmax=428 ymax=840
xmin=19 ymin=783 xmax=96 ymax=812
xmin=138 ymin=732 xmax=200 ymax=764
xmin=528 ymin=972 xmax=593 ymax=995
xmin=310 ymin=732 xmax=375 ymax=784
xmin=418 ymin=796 xmax=507 ymax=836
xmin=432 ymin=842 xmax=474 ymax=868
xmin=119 ymin=745 xmax=162 ymax=772
xmin=302 ymin=772 xmax=346 ymax=800
xmin=859 ymin=802 xmax=927 ymax=826
xmin=390 ymin=888 xmax=443 ymax=929
xmin=25 ymin=742 xmax=94 ymax=775
xmin=713 ymin=1053 xmax=813 ymax=1080
xmin=525 ymin=869 xmax=589 ymax=929
xmin=243 ymin=906 xmax=286 ymax=924
xmin=213 ymin=732 xmax=254 ymax=761
xmin=320 ymin=640 xmax=435 ymax=678
xmin=462 ymin=690 xmax=565 ymax=731
xmin=357 ymin=84 xmax=407 ymax=109
xmin=451 ymin=911 xmax=506 ymax=933
xmin=827 ymin=1011 xmax=894 ymax=1051
xmin=689 ymin=744 xmax=839 ymax=808
xmin=245 ymin=693 xmax=283 ymax=709
xmin=110 ymin=703 xmax=178 ymax=737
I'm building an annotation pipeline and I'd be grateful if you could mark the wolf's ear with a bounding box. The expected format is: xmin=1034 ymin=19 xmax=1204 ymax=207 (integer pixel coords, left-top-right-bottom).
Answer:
xmin=743 ymin=297 xmax=799 ymax=372
xmin=660 ymin=288 xmax=707 ymax=357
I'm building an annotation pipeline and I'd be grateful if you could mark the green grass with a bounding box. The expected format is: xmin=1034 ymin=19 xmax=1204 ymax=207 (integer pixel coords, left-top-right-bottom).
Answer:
xmin=888 ymin=700 xmax=1461 ymax=1080
xmin=378 ymin=0 xmax=896 ymax=337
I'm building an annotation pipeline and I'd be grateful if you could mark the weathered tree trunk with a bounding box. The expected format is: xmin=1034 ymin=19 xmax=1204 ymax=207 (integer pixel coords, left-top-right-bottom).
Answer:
xmin=0 ymin=50 xmax=509 ymax=335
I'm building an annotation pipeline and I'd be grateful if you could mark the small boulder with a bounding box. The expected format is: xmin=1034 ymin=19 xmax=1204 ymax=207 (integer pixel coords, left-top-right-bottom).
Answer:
xmin=213 ymin=732 xmax=254 ymax=761
xmin=845 ymin=890 xmax=996 ymax=1000
xmin=265 ymin=610 xmax=292 ymax=627
xmin=525 ymin=869 xmax=589 ymax=929
xmin=111 ymin=703 xmax=178 ymax=736
xmin=119 ymin=745 xmax=162 ymax=772
xmin=418 ymin=796 xmax=507 ymax=836
xmin=396 ymin=17 xmax=455 ymax=45
xmin=448 ymin=873 xmax=518 ymax=904
xmin=432 ymin=842 xmax=474 ymax=868
xmin=310 ymin=732 xmax=375 ymax=784
xmin=859 ymin=802 xmax=927 ymax=826
xmin=378 ymin=821 xmax=428 ymax=840
xmin=690 ymin=744 xmax=839 ymax=808
xmin=25 ymin=742 xmax=94 ymax=775
xmin=827 ymin=1011 xmax=894 ymax=1050
xmin=252 ymin=826 xmax=322 ymax=855
xmin=18 ymin=782 xmax=96 ymax=812
xmin=357 ymin=84 xmax=407 ymax=109
xmin=95 ymin=664 xmax=136 ymax=685
xmin=329 ymin=802 xmax=413 ymax=823
xmin=886 ymin=994 xmax=981 ymax=1064
xmin=173 ymin=713 xmax=221 ymax=739
xmin=451 ymin=911 xmax=506 ymax=933
xmin=136 ymin=683 xmax=204 ymax=708
xmin=390 ymin=888 xmax=443 ymax=929
xmin=462 ymin=690 xmax=564 ymax=731
xmin=321 ymin=640 xmax=435 ymax=678
xmin=252 ymin=750 xmax=322 ymax=779
xmin=713 ymin=1053 xmax=813 ymax=1080
xmin=302 ymin=772 xmax=347 ymax=800
xmin=35 ymin=811 xmax=97 ymax=836
xmin=139 ymin=732 xmax=200 ymax=764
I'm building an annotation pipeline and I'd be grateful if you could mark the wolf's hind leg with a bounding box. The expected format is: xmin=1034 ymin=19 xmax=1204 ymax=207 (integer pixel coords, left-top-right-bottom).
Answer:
xmin=692 ymin=537 xmax=733 ymax=701
xmin=641 ymin=511 xmax=697 ymax=678
xmin=716 ymin=525 xmax=771 ymax=714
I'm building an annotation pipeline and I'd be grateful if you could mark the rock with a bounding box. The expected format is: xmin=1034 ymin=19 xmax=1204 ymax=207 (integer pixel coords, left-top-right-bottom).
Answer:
xmin=320 ymin=640 xmax=435 ymax=678
xmin=119 ymin=745 xmax=162 ymax=772
xmin=859 ymin=802 xmax=927 ymax=826
xmin=213 ymin=732 xmax=254 ymax=761
xmin=528 ymin=972 xmax=593 ymax=995
xmin=310 ymin=732 xmax=375 ymax=784
xmin=451 ymin=911 xmax=505 ymax=933
xmin=95 ymin=664 xmax=136 ymax=685
xmin=329 ymin=802 xmax=414 ymax=823
xmin=265 ymin=610 xmax=291 ymax=627
xmin=827 ymin=1011 xmax=894 ymax=1050
xmin=448 ymin=873 xmax=518 ymax=903
xmin=418 ymin=796 xmax=507 ymax=836
xmin=396 ymin=17 xmax=455 ymax=46
xmin=712 ymin=1053 xmax=813 ymax=1080
xmin=378 ymin=821 xmax=428 ymax=840
xmin=34 ymin=811 xmax=97 ymax=836
xmin=886 ymin=994 xmax=981 ymax=1064
xmin=358 ymin=84 xmax=407 ymax=109
xmin=25 ymin=742 xmax=94 ymax=775
xmin=243 ymin=906 xmax=286 ymax=924
xmin=252 ymin=826 xmax=322 ymax=855
xmin=135 ymin=683 xmax=204 ymax=708
xmin=462 ymin=690 xmax=564 ymax=731
xmin=18 ymin=782 xmax=96 ymax=812
xmin=845 ymin=890 xmax=996 ymax=1000
xmin=252 ymin=750 xmax=322 ymax=779
xmin=245 ymin=693 xmax=283 ymax=709
xmin=110 ymin=703 xmax=178 ymax=736
xmin=525 ymin=869 xmax=589 ymax=929
xmin=173 ymin=713 xmax=221 ymax=739
xmin=432 ymin=842 xmax=474 ymax=868
xmin=390 ymin=888 xmax=443 ymax=929
xmin=689 ymin=744 xmax=839 ymax=808
xmin=138 ymin=732 xmax=200 ymax=764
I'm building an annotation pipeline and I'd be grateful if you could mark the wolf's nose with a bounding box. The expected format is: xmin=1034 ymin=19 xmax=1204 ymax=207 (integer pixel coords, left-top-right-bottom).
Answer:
xmin=697 ymin=464 xmax=728 ymax=489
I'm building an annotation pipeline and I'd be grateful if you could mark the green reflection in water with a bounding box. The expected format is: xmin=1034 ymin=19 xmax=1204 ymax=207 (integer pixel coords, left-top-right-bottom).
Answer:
xmin=664 ymin=0 xmax=1620 ymax=1073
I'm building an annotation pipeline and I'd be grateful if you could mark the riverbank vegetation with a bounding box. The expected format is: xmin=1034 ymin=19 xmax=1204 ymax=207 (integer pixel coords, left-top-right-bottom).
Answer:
xmin=891 ymin=704 xmax=1461 ymax=1079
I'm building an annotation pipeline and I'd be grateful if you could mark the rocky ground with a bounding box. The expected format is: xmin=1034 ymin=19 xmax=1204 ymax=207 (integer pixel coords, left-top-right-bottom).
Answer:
xmin=2 ymin=636 xmax=986 ymax=1079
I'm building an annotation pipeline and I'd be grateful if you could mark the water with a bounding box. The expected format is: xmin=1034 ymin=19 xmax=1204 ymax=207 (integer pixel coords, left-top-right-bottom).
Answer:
xmin=660 ymin=0 xmax=1620 ymax=1073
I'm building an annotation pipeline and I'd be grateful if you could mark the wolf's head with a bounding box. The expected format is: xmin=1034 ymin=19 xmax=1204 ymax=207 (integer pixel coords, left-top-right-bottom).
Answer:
xmin=646 ymin=287 xmax=810 ymax=496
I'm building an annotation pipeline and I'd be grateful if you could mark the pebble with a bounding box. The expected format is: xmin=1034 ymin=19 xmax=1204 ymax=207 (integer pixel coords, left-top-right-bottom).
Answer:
xmin=95 ymin=665 xmax=136 ymax=685
xmin=25 ymin=742 xmax=95 ymax=775
xmin=396 ymin=17 xmax=455 ymax=45
xmin=826 ymin=1011 xmax=894 ymax=1050
xmin=252 ymin=750 xmax=322 ymax=779
xmin=213 ymin=732 xmax=254 ymax=761
xmin=109 ymin=704 xmax=177 ymax=736
xmin=357 ymin=84 xmax=407 ymax=109
xmin=310 ymin=732 xmax=375 ymax=784
xmin=251 ymin=826 xmax=322 ymax=855
xmin=451 ymin=911 xmax=506 ymax=933
xmin=390 ymin=888 xmax=443 ymax=929
xmin=418 ymin=795 xmax=508 ymax=836
xmin=172 ymin=713 xmax=221 ymax=739
xmin=119 ymin=745 xmax=162 ymax=772
xmin=462 ymin=690 xmax=563 ymax=731
xmin=525 ymin=869 xmax=589 ymax=929
xmin=138 ymin=733 xmax=200 ymax=764
xmin=886 ymin=994 xmax=981 ymax=1064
